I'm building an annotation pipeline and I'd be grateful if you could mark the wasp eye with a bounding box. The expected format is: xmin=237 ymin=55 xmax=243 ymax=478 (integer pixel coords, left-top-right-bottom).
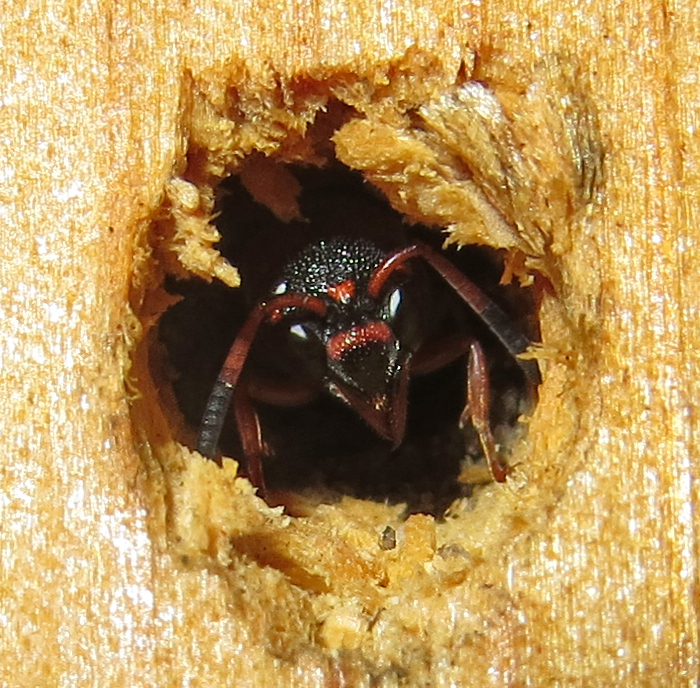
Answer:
xmin=289 ymin=323 xmax=309 ymax=339
xmin=273 ymin=281 xmax=288 ymax=295
xmin=386 ymin=287 xmax=402 ymax=320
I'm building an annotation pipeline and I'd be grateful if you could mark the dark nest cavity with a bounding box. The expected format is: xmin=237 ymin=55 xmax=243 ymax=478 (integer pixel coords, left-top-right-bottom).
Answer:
xmin=156 ymin=162 xmax=539 ymax=515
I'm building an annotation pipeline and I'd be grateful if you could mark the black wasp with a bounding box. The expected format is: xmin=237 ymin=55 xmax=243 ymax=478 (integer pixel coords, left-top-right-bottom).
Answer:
xmin=182 ymin=168 xmax=539 ymax=498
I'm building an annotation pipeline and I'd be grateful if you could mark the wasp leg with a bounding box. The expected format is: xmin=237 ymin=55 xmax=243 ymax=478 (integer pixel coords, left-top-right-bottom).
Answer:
xmin=411 ymin=334 xmax=472 ymax=376
xmin=196 ymin=303 xmax=271 ymax=460
xmin=233 ymin=381 xmax=267 ymax=497
xmin=412 ymin=335 xmax=508 ymax=482
xmin=462 ymin=340 xmax=509 ymax=483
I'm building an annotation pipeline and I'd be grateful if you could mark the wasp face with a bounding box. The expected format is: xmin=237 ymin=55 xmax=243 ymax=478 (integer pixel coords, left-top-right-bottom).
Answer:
xmin=325 ymin=318 xmax=408 ymax=447
xmin=276 ymin=237 xmax=421 ymax=446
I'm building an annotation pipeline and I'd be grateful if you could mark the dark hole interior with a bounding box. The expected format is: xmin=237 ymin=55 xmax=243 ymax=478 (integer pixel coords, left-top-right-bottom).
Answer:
xmin=157 ymin=160 xmax=539 ymax=515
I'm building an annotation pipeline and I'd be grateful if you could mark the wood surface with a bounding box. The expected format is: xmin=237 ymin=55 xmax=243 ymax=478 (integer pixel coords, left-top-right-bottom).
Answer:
xmin=1 ymin=0 xmax=698 ymax=685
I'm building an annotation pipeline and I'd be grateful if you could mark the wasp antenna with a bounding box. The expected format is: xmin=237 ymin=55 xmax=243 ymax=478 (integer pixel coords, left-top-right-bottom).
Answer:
xmin=412 ymin=244 xmax=540 ymax=388
xmin=196 ymin=292 xmax=328 ymax=461
xmin=367 ymin=245 xmax=421 ymax=297
xmin=474 ymin=299 xmax=541 ymax=388
xmin=195 ymin=304 xmax=269 ymax=458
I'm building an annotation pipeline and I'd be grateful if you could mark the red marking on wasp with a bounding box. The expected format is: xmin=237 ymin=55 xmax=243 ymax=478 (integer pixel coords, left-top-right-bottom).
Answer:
xmin=326 ymin=279 xmax=356 ymax=304
xmin=265 ymin=293 xmax=328 ymax=323
xmin=327 ymin=321 xmax=393 ymax=361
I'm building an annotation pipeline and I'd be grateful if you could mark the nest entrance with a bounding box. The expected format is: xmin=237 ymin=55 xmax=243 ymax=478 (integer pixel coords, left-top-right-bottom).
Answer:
xmin=157 ymin=147 xmax=538 ymax=515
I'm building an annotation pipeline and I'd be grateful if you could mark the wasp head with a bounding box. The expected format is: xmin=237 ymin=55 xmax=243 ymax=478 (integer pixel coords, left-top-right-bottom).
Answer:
xmin=272 ymin=237 xmax=424 ymax=446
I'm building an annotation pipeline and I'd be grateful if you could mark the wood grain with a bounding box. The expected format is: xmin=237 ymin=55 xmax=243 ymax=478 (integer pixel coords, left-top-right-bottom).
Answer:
xmin=1 ymin=0 xmax=697 ymax=685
